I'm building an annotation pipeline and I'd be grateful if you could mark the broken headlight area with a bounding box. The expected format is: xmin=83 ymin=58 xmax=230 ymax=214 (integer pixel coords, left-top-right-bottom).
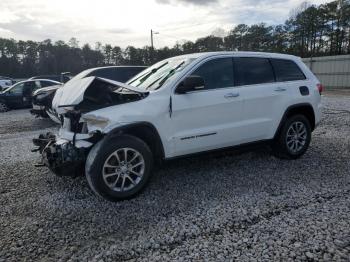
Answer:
xmin=33 ymin=132 xmax=91 ymax=177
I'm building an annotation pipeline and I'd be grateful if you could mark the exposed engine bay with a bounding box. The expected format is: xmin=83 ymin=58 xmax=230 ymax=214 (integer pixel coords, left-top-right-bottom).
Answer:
xmin=75 ymin=77 xmax=147 ymax=113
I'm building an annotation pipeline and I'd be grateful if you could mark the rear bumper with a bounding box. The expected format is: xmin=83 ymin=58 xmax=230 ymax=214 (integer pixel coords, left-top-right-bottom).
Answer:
xmin=33 ymin=133 xmax=87 ymax=177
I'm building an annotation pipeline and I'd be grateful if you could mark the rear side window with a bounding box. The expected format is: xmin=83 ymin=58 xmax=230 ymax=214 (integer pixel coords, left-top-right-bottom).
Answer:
xmin=234 ymin=57 xmax=274 ymax=86
xmin=190 ymin=58 xmax=234 ymax=90
xmin=270 ymin=59 xmax=306 ymax=81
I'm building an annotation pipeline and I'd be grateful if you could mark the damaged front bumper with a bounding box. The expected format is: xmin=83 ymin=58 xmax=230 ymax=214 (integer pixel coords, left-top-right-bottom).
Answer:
xmin=33 ymin=132 xmax=94 ymax=177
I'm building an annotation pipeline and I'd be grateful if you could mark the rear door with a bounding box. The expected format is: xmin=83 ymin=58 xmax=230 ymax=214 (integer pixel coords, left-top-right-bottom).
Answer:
xmin=232 ymin=57 xmax=291 ymax=142
xmin=171 ymin=57 xmax=244 ymax=156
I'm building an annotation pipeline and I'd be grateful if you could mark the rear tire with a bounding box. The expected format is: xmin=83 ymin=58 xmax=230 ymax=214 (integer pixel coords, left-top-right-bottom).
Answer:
xmin=85 ymin=135 xmax=153 ymax=201
xmin=0 ymin=102 xmax=9 ymax=112
xmin=272 ymin=114 xmax=311 ymax=159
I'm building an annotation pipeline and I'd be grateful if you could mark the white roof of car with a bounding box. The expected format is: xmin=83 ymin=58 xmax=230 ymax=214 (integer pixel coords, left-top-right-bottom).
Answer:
xmin=172 ymin=51 xmax=300 ymax=61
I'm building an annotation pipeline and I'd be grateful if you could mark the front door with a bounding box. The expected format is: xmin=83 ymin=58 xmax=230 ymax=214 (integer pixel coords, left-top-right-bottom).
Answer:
xmin=171 ymin=57 xmax=244 ymax=157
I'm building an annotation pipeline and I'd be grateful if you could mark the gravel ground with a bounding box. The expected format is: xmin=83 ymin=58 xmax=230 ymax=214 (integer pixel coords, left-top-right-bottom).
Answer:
xmin=0 ymin=96 xmax=349 ymax=261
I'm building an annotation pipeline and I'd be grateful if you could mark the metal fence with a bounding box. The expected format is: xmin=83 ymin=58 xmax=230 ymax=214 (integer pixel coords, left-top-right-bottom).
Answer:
xmin=302 ymin=54 xmax=350 ymax=89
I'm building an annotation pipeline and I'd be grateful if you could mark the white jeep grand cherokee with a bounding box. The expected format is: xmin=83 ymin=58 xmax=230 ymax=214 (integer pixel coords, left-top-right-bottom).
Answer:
xmin=33 ymin=52 xmax=322 ymax=201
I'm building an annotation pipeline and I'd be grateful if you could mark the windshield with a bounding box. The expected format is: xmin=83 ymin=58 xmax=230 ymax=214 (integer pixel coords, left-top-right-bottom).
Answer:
xmin=127 ymin=57 xmax=194 ymax=90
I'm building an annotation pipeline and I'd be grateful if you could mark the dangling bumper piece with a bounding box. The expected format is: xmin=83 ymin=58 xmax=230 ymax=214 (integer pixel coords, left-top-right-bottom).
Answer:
xmin=33 ymin=132 xmax=87 ymax=177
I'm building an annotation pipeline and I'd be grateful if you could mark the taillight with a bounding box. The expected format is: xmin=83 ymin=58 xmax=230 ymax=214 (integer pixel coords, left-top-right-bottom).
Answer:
xmin=317 ymin=83 xmax=324 ymax=95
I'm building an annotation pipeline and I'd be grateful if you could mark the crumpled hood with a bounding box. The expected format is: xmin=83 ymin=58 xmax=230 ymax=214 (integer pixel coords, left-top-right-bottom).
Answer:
xmin=52 ymin=76 xmax=148 ymax=114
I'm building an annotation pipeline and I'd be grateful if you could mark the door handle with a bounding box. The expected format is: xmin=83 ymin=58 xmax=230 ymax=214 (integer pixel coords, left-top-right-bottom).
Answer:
xmin=224 ymin=92 xmax=240 ymax=98
xmin=274 ymin=87 xmax=286 ymax=92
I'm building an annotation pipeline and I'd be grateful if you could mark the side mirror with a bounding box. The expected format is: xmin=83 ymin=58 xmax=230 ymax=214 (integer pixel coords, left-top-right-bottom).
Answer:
xmin=176 ymin=75 xmax=205 ymax=94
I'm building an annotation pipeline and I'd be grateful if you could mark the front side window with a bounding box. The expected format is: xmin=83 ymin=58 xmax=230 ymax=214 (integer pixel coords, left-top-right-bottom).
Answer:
xmin=270 ymin=59 xmax=306 ymax=82
xmin=234 ymin=57 xmax=275 ymax=86
xmin=190 ymin=58 xmax=234 ymax=90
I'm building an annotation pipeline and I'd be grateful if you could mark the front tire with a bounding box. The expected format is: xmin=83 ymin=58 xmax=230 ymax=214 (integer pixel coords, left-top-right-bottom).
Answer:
xmin=273 ymin=115 xmax=311 ymax=159
xmin=85 ymin=135 xmax=153 ymax=201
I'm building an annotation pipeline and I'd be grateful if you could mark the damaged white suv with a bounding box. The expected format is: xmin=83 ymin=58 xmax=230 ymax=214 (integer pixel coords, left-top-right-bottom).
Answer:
xmin=33 ymin=52 xmax=322 ymax=201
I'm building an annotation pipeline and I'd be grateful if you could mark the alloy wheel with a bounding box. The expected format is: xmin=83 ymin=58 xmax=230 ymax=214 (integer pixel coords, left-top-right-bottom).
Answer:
xmin=286 ymin=121 xmax=307 ymax=153
xmin=102 ymin=148 xmax=145 ymax=192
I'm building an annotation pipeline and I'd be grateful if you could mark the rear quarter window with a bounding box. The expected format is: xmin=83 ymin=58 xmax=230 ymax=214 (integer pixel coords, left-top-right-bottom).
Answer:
xmin=270 ymin=59 xmax=306 ymax=81
xmin=234 ymin=57 xmax=275 ymax=86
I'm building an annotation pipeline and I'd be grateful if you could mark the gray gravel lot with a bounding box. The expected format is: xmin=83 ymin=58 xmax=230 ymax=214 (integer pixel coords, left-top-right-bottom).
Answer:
xmin=0 ymin=96 xmax=350 ymax=261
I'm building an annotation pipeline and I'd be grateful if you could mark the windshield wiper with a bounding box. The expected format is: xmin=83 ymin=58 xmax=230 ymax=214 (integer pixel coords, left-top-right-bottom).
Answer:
xmin=146 ymin=61 xmax=185 ymax=90
xmin=128 ymin=62 xmax=169 ymax=87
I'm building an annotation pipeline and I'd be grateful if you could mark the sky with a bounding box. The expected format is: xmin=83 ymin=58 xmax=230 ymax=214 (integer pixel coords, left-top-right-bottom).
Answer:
xmin=0 ymin=0 xmax=333 ymax=48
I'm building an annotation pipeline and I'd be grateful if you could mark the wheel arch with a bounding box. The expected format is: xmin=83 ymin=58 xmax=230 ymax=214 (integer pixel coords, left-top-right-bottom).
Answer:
xmin=106 ymin=122 xmax=165 ymax=162
xmin=274 ymin=103 xmax=316 ymax=139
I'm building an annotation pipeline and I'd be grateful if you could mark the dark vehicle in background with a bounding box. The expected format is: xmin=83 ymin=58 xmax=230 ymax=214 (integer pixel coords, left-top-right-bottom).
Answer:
xmin=0 ymin=79 xmax=60 ymax=112
xmin=29 ymin=73 xmax=72 ymax=83
xmin=31 ymin=66 xmax=147 ymax=122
